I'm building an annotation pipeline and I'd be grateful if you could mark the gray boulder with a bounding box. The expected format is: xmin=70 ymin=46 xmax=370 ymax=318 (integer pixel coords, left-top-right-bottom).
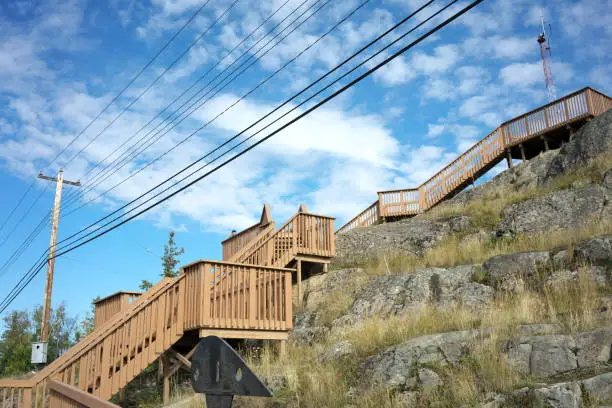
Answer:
xmin=482 ymin=251 xmax=551 ymax=292
xmin=334 ymin=265 xmax=493 ymax=326
xmin=301 ymin=268 xmax=357 ymax=311
xmin=533 ymin=381 xmax=582 ymax=408
xmin=507 ymin=335 xmax=577 ymax=377
xmin=582 ymin=372 xmax=612 ymax=402
xmin=506 ymin=328 xmax=612 ymax=378
xmin=292 ymin=311 xmax=329 ymax=344
xmin=545 ymin=109 xmax=612 ymax=180
xmin=574 ymin=328 xmax=612 ymax=368
xmin=573 ymin=235 xmax=612 ymax=267
xmin=334 ymin=215 xmax=471 ymax=266
xmin=496 ymin=185 xmax=611 ymax=235
xmin=361 ymin=329 xmax=488 ymax=391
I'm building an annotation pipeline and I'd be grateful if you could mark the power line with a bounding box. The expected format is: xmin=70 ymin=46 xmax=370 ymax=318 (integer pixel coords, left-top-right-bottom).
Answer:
xmin=0 ymin=0 xmax=485 ymax=314
xmin=0 ymin=0 xmax=213 ymax=271
xmin=56 ymin=0 xmax=441 ymax=250
xmin=62 ymin=0 xmax=336 ymax=219
xmin=0 ymin=180 xmax=36 ymax=237
xmin=48 ymin=0 xmax=213 ymax=169
xmin=59 ymin=0 xmax=295 ymax=211
xmin=59 ymin=0 xmax=321 ymax=213
xmin=59 ymin=0 xmax=240 ymax=168
xmin=0 ymin=187 xmax=49 ymax=248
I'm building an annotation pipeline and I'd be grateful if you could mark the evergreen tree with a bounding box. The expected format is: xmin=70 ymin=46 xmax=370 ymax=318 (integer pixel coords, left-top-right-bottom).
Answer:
xmin=161 ymin=231 xmax=184 ymax=278
xmin=0 ymin=310 xmax=34 ymax=376
xmin=139 ymin=280 xmax=153 ymax=291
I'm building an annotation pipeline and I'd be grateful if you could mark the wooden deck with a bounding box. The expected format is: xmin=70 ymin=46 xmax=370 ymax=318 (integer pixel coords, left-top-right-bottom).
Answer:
xmin=0 ymin=205 xmax=335 ymax=407
xmin=337 ymin=87 xmax=612 ymax=234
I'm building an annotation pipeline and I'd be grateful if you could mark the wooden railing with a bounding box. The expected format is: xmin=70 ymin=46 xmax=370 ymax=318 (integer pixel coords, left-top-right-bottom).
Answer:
xmin=0 ymin=277 xmax=183 ymax=406
xmin=226 ymin=223 xmax=276 ymax=263
xmin=93 ymin=292 xmax=141 ymax=329
xmin=235 ymin=212 xmax=335 ymax=268
xmin=0 ymin=258 xmax=296 ymax=407
xmin=47 ymin=380 xmax=119 ymax=408
xmin=222 ymin=221 xmax=274 ymax=261
xmin=182 ymin=261 xmax=293 ymax=332
xmin=338 ymin=87 xmax=612 ymax=233
xmin=336 ymin=201 xmax=379 ymax=234
xmin=0 ymin=381 xmax=32 ymax=408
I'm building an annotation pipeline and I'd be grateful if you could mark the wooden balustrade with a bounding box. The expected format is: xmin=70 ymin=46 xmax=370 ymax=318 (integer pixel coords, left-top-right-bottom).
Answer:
xmin=47 ymin=380 xmax=119 ymax=408
xmin=236 ymin=212 xmax=335 ymax=267
xmin=338 ymin=87 xmax=612 ymax=234
xmin=182 ymin=261 xmax=293 ymax=332
xmin=0 ymin=381 xmax=32 ymax=408
xmin=378 ymin=189 xmax=420 ymax=217
xmin=93 ymin=292 xmax=141 ymax=329
xmin=226 ymin=223 xmax=276 ymax=263
xmin=0 ymin=278 xmax=182 ymax=406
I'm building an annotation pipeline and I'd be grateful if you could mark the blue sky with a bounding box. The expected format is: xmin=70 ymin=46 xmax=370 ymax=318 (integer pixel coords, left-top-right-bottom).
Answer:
xmin=0 ymin=0 xmax=610 ymax=321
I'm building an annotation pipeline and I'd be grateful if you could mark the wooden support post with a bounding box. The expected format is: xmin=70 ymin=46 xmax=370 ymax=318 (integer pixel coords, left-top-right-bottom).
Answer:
xmin=162 ymin=355 xmax=170 ymax=405
xmin=296 ymin=259 xmax=302 ymax=306
xmin=323 ymin=263 xmax=328 ymax=274
xmin=541 ymin=136 xmax=550 ymax=151
xmin=519 ymin=144 xmax=526 ymax=161
xmin=506 ymin=149 xmax=513 ymax=168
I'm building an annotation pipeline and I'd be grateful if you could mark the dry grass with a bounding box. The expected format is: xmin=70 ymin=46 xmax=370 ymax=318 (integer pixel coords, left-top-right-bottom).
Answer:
xmin=364 ymin=217 xmax=612 ymax=277
xmin=424 ymin=150 xmax=612 ymax=228
xmin=236 ymin=269 xmax=606 ymax=408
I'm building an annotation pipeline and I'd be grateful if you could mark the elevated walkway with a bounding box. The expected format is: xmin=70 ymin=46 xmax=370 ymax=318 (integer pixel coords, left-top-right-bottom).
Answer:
xmin=337 ymin=87 xmax=612 ymax=233
xmin=0 ymin=205 xmax=335 ymax=407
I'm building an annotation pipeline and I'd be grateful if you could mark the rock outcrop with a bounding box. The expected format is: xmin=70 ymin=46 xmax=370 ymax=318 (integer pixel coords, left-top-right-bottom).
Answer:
xmin=333 ymin=215 xmax=470 ymax=267
xmin=333 ymin=265 xmax=493 ymax=327
xmin=496 ymin=184 xmax=611 ymax=235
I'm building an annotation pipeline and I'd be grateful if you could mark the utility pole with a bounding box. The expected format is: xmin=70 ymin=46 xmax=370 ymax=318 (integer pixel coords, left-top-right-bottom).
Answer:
xmin=32 ymin=169 xmax=80 ymax=364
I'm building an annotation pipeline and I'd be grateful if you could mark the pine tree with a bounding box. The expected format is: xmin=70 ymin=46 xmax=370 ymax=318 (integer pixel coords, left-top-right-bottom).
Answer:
xmin=139 ymin=280 xmax=153 ymax=291
xmin=161 ymin=231 xmax=184 ymax=278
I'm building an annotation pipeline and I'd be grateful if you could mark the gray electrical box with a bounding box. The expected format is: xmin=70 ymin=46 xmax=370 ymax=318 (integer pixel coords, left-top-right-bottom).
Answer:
xmin=31 ymin=342 xmax=48 ymax=364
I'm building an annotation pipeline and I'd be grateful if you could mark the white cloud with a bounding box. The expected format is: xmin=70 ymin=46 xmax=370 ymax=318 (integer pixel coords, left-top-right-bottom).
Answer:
xmin=499 ymin=60 xmax=573 ymax=88
xmin=374 ymin=55 xmax=417 ymax=86
xmin=411 ymin=45 xmax=459 ymax=74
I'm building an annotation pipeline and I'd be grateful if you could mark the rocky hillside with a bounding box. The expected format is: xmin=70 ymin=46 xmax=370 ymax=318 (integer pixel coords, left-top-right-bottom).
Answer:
xmin=231 ymin=110 xmax=612 ymax=408
xmin=168 ymin=111 xmax=612 ymax=408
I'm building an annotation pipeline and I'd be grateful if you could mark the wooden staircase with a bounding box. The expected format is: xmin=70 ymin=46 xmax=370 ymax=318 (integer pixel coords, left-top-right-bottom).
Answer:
xmin=1 ymin=277 xmax=182 ymax=406
xmin=337 ymin=87 xmax=612 ymax=234
xmin=232 ymin=210 xmax=335 ymax=269
xmin=0 ymin=206 xmax=335 ymax=408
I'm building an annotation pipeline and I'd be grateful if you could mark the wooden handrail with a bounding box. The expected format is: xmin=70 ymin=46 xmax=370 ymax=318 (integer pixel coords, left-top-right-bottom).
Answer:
xmin=48 ymin=380 xmax=119 ymax=408
xmin=225 ymin=223 xmax=276 ymax=263
xmin=338 ymin=87 xmax=611 ymax=234
xmin=233 ymin=211 xmax=335 ymax=267
xmin=336 ymin=201 xmax=379 ymax=233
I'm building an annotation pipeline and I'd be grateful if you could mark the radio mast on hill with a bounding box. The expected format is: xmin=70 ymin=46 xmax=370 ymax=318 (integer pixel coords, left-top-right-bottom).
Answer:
xmin=537 ymin=13 xmax=556 ymax=102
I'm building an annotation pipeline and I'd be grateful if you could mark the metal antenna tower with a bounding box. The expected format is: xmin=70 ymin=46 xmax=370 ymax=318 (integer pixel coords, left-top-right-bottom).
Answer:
xmin=537 ymin=13 xmax=556 ymax=101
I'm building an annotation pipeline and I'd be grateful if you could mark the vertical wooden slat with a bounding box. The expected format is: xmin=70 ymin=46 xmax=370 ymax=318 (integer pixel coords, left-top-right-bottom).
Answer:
xmin=176 ymin=278 xmax=185 ymax=337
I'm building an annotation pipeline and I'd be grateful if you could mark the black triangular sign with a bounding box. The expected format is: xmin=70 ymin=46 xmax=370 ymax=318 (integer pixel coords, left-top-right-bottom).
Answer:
xmin=191 ymin=336 xmax=272 ymax=398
